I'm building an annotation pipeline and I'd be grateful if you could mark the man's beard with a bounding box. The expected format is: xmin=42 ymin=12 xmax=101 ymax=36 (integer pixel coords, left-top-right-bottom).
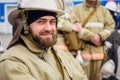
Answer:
xmin=31 ymin=30 xmax=57 ymax=48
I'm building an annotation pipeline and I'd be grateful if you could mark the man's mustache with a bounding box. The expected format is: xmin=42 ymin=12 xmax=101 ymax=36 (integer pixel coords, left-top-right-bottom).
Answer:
xmin=39 ymin=31 xmax=54 ymax=35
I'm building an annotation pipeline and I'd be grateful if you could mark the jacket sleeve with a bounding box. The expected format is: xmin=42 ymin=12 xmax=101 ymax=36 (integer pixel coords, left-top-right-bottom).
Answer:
xmin=57 ymin=12 xmax=73 ymax=32
xmin=0 ymin=58 xmax=36 ymax=80
xmin=98 ymin=8 xmax=115 ymax=41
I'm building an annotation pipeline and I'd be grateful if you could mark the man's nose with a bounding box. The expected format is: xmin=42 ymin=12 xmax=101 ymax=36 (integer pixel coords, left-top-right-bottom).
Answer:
xmin=44 ymin=22 xmax=53 ymax=30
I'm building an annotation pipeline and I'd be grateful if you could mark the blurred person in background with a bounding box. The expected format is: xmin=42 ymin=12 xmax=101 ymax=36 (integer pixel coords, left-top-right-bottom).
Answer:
xmin=71 ymin=0 xmax=114 ymax=80
xmin=101 ymin=1 xmax=120 ymax=80
xmin=55 ymin=0 xmax=84 ymax=62
xmin=54 ymin=0 xmax=75 ymax=51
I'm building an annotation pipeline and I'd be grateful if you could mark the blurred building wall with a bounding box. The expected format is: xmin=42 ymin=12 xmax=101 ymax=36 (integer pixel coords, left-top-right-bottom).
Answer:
xmin=0 ymin=0 xmax=17 ymax=34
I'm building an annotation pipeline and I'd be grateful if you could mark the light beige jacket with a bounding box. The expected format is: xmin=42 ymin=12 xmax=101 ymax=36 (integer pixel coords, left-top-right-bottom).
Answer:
xmin=71 ymin=1 xmax=114 ymax=60
xmin=0 ymin=35 xmax=88 ymax=80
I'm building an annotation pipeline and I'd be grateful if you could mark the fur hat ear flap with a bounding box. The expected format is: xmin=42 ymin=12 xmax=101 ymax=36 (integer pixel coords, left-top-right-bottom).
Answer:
xmin=21 ymin=11 xmax=29 ymax=35
xmin=23 ymin=23 xmax=29 ymax=35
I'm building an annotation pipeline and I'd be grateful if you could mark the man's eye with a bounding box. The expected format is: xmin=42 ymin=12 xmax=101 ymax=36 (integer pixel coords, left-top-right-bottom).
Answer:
xmin=50 ymin=20 xmax=56 ymax=25
xmin=37 ymin=20 xmax=46 ymax=24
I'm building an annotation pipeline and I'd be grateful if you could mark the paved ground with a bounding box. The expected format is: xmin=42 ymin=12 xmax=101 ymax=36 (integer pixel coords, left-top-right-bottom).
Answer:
xmin=0 ymin=33 xmax=120 ymax=79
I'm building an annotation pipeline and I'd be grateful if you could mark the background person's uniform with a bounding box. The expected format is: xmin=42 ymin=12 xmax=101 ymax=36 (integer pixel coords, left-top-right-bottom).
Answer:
xmin=54 ymin=0 xmax=74 ymax=52
xmin=71 ymin=1 xmax=114 ymax=80
xmin=54 ymin=9 xmax=73 ymax=51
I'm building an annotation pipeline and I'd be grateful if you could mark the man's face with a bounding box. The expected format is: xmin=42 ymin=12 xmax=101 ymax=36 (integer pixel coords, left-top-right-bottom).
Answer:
xmin=29 ymin=16 xmax=57 ymax=48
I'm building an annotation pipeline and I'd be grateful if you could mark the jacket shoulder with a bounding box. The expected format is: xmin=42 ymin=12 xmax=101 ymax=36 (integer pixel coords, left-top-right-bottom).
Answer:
xmin=0 ymin=44 xmax=35 ymax=61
